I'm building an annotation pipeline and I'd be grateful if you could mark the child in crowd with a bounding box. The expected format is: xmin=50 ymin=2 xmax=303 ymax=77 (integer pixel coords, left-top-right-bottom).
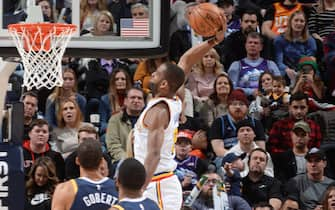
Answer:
xmin=216 ymin=152 xmax=245 ymax=196
xmin=268 ymin=75 xmax=290 ymax=109
xmin=174 ymin=130 xmax=208 ymax=192
xmin=249 ymin=72 xmax=274 ymax=120
xmin=262 ymin=75 xmax=290 ymax=131
xmin=249 ymin=73 xmax=290 ymax=132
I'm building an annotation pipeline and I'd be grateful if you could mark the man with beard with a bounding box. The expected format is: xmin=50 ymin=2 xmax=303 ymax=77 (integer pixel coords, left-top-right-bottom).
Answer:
xmin=190 ymin=171 xmax=251 ymax=210
xmin=132 ymin=62 xmax=186 ymax=210
xmin=226 ymin=119 xmax=274 ymax=178
xmin=242 ymin=148 xmax=282 ymax=210
xmin=268 ymin=92 xmax=321 ymax=154
xmin=132 ymin=12 xmax=227 ymax=210
xmin=284 ymin=148 xmax=335 ymax=210
xmin=261 ymin=0 xmax=302 ymax=40
xmin=272 ymin=120 xmax=311 ymax=184
xmin=228 ymin=32 xmax=280 ymax=98
xmin=222 ymin=10 xmax=272 ymax=69
xmin=209 ymin=89 xmax=266 ymax=157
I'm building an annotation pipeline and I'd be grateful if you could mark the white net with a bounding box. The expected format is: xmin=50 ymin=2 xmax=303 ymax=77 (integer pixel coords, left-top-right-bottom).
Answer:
xmin=8 ymin=23 xmax=76 ymax=90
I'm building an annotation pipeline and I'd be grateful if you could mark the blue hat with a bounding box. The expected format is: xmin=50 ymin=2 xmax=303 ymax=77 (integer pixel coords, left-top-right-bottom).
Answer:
xmin=221 ymin=153 xmax=246 ymax=166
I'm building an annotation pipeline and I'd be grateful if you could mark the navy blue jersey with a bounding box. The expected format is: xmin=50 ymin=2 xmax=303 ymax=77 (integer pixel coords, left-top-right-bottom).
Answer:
xmin=113 ymin=197 xmax=160 ymax=210
xmin=70 ymin=177 xmax=118 ymax=210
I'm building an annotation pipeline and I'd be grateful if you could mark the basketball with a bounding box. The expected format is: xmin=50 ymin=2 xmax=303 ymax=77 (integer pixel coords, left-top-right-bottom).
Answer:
xmin=186 ymin=3 xmax=224 ymax=37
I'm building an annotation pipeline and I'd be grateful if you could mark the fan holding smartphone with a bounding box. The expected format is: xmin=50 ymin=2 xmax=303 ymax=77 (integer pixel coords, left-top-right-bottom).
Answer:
xmin=291 ymin=56 xmax=325 ymax=101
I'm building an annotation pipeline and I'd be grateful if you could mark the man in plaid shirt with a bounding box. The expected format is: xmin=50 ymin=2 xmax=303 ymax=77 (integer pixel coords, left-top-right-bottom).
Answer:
xmin=268 ymin=92 xmax=322 ymax=154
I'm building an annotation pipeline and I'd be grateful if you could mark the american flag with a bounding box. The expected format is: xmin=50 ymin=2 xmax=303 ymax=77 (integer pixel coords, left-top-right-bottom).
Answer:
xmin=120 ymin=18 xmax=149 ymax=37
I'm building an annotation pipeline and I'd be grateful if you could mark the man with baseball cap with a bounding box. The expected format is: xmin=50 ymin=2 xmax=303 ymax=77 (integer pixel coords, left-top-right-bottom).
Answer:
xmin=284 ymin=147 xmax=335 ymax=210
xmin=225 ymin=119 xmax=274 ymax=178
xmin=218 ymin=152 xmax=246 ymax=196
xmin=209 ymin=89 xmax=266 ymax=157
xmin=268 ymin=92 xmax=322 ymax=154
xmin=273 ymin=120 xmax=311 ymax=183
xmin=174 ymin=130 xmax=207 ymax=191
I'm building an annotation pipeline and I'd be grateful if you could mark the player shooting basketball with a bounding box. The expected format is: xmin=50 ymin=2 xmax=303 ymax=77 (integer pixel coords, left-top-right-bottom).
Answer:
xmin=132 ymin=6 xmax=227 ymax=210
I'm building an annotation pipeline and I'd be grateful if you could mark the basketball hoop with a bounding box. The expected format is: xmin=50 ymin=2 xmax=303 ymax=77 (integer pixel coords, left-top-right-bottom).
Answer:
xmin=8 ymin=23 xmax=76 ymax=90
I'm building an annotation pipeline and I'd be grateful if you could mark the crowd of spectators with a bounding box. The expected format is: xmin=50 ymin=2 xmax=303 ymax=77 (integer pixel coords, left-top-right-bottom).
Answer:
xmin=3 ymin=0 xmax=335 ymax=210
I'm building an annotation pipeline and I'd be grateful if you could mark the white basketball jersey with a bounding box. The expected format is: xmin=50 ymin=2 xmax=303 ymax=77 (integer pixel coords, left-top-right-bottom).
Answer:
xmin=133 ymin=97 xmax=182 ymax=174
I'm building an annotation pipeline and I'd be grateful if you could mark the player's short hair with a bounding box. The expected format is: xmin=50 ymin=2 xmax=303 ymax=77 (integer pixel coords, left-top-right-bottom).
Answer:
xmin=161 ymin=62 xmax=185 ymax=93
xmin=117 ymin=158 xmax=146 ymax=191
xmin=77 ymin=139 xmax=103 ymax=170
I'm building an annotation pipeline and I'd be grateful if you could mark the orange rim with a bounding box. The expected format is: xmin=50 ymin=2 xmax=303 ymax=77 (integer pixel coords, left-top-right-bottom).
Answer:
xmin=8 ymin=23 xmax=76 ymax=35
xmin=8 ymin=23 xmax=76 ymax=51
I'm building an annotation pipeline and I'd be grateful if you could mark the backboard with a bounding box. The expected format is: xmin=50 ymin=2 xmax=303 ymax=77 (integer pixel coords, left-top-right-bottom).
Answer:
xmin=0 ymin=0 xmax=170 ymax=58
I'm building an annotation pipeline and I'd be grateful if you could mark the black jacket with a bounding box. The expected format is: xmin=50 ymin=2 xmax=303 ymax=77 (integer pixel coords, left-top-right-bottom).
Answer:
xmin=272 ymin=149 xmax=298 ymax=183
xmin=23 ymin=140 xmax=65 ymax=181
